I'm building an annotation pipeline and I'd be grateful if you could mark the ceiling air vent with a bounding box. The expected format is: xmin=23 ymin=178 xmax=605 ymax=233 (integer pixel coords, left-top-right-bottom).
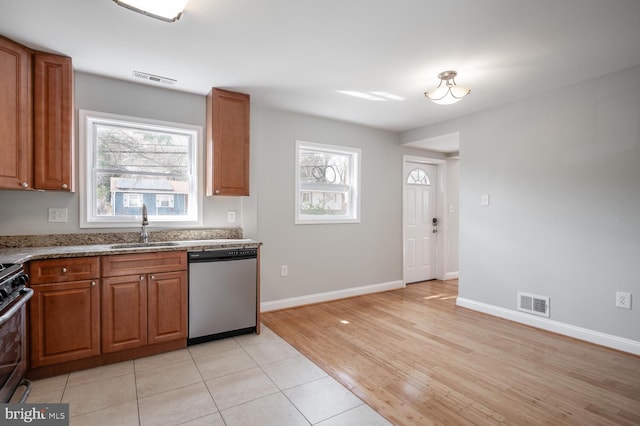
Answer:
xmin=517 ymin=292 xmax=550 ymax=317
xmin=133 ymin=71 xmax=176 ymax=86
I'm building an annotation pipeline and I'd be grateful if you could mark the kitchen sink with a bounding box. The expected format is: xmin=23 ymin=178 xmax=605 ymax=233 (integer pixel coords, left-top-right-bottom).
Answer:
xmin=109 ymin=242 xmax=180 ymax=249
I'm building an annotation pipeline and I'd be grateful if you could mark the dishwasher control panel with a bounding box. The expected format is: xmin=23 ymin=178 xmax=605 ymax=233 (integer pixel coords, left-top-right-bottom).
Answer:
xmin=188 ymin=248 xmax=258 ymax=262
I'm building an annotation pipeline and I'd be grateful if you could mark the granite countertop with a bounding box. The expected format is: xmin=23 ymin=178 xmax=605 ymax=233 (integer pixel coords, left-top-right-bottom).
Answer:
xmin=0 ymin=229 xmax=261 ymax=264
xmin=0 ymin=239 xmax=261 ymax=264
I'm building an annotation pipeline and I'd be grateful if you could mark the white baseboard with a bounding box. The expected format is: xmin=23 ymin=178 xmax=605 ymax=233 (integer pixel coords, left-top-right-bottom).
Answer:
xmin=445 ymin=271 xmax=459 ymax=280
xmin=456 ymin=297 xmax=640 ymax=356
xmin=261 ymin=280 xmax=405 ymax=313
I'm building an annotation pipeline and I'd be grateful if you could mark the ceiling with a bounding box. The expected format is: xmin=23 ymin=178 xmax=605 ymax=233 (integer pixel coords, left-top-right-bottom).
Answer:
xmin=2 ymin=0 xmax=640 ymax=138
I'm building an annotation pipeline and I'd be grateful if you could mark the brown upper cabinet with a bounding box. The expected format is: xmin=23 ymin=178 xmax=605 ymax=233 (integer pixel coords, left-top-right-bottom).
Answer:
xmin=206 ymin=88 xmax=250 ymax=196
xmin=33 ymin=53 xmax=74 ymax=191
xmin=0 ymin=35 xmax=73 ymax=191
xmin=0 ymin=36 xmax=32 ymax=189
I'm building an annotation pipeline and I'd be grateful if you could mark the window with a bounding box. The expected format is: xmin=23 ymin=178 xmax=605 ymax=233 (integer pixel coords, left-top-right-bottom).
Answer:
xmin=80 ymin=110 xmax=201 ymax=227
xmin=295 ymin=140 xmax=360 ymax=224
xmin=155 ymin=194 xmax=175 ymax=208
xmin=123 ymin=193 xmax=143 ymax=208
xmin=407 ymin=168 xmax=431 ymax=185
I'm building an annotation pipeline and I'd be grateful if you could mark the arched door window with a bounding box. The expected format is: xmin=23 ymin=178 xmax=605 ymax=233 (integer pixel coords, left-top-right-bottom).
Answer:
xmin=407 ymin=167 xmax=431 ymax=185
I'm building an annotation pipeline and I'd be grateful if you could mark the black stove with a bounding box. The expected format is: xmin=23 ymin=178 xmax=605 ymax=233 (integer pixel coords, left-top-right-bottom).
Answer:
xmin=0 ymin=262 xmax=32 ymax=403
xmin=0 ymin=263 xmax=29 ymax=313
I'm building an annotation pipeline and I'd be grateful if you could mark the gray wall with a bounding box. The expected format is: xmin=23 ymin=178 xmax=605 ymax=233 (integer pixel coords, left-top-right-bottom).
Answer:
xmin=406 ymin=65 xmax=640 ymax=342
xmin=0 ymin=72 xmax=245 ymax=235
xmin=253 ymin=107 xmax=439 ymax=302
xmin=446 ymin=158 xmax=459 ymax=274
xmin=0 ymin=71 xmax=445 ymax=307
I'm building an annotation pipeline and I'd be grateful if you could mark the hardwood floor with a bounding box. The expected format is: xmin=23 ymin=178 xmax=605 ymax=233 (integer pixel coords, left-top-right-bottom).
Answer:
xmin=262 ymin=280 xmax=640 ymax=425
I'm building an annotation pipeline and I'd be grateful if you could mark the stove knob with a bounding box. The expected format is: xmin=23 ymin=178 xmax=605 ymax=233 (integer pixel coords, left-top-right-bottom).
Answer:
xmin=13 ymin=275 xmax=28 ymax=289
xmin=0 ymin=288 xmax=8 ymax=298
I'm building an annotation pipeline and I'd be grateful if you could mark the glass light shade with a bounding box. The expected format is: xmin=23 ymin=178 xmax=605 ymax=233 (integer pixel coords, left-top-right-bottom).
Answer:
xmin=114 ymin=0 xmax=188 ymax=22
xmin=426 ymin=83 xmax=470 ymax=105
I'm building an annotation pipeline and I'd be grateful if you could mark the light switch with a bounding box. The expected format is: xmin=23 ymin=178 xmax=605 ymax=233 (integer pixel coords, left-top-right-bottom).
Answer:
xmin=481 ymin=194 xmax=490 ymax=206
xmin=448 ymin=204 xmax=455 ymax=213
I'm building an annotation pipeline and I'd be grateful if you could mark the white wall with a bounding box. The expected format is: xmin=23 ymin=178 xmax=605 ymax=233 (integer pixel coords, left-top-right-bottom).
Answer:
xmin=0 ymin=72 xmax=245 ymax=235
xmin=404 ymin=65 xmax=640 ymax=347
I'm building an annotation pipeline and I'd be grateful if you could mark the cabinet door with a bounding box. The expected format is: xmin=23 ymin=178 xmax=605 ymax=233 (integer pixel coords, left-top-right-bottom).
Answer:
xmin=147 ymin=271 xmax=187 ymax=344
xmin=33 ymin=53 xmax=73 ymax=191
xmin=206 ymin=88 xmax=250 ymax=196
xmin=0 ymin=36 xmax=31 ymax=190
xmin=102 ymin=275 xmax=147 ymax=353
xmin=30 ymin=280 xmax=100 ymax=367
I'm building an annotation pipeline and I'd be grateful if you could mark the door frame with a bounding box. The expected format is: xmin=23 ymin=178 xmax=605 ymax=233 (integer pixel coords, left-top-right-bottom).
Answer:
xmin=402 ymin=154 xmax=448 ymax=284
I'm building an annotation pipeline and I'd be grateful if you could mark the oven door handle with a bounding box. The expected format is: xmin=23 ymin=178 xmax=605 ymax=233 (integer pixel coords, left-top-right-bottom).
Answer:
xmin=0 ymin=288 xmax=33 ymax=326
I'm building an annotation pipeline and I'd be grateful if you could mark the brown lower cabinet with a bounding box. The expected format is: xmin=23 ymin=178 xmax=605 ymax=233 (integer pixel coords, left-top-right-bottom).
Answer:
xmin=29 ymin=257 xmax=101 ymax=368
xmin=101 ymin=274 xmax=147 ymax=353
xmin=102 ymin=270 xmax=187 ymax=353
xmin=28 ymin=252 xmax=187 ymax=373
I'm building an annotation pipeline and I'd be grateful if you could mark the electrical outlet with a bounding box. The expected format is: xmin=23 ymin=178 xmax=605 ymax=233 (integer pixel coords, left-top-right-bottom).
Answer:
xmin=481 ymin=194 xmax=490 ymax=206
xmin=227 ymin=210 xmax=236 ymax=223
xmin=48 ymin=208 xmax=68 ymax=223
xmin=616 ymin=291 xmax=632 ymax=309
xmin=281 ymin=265 xmax=288 ymax=276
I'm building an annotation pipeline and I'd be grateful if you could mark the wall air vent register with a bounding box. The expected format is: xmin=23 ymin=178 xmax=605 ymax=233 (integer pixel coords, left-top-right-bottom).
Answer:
xmin=133 ymin=71 xmax=177 ymax=86
xmin=518 ymin=292 xmax=550 ymax=317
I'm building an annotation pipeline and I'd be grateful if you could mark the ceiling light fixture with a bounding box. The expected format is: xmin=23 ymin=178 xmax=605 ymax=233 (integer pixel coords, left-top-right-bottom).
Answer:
xmin=424 ymin=70 xmax=470 ymax=105
xmin=113 ymin=0 xmax=188 ymax=22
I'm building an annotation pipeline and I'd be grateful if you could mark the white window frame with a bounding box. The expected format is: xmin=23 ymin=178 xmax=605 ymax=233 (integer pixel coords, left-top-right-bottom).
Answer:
xmin=295 ymin=140 xmax=361 ymax=224
xmin=79 ymin=109 xmax=203 ymax=228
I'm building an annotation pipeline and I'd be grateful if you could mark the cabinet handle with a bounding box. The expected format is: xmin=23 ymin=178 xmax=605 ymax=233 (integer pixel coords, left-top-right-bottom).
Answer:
xmin=90 ymin=281 xmax=96 ymax=287
xmin=61 ymin=267 xmax=67 ymax=273
xmin=21 ymin=182 xmax=29 ymax=188
xmin=61 ymin=183 xmax=68 ymax=189
xmin=150 ymin=275 xmax=155 ymax=280
xmin=140 ymin=275 xmax=144 ymax=281
xmin=215 ymin=189 xmax=220 ymax=194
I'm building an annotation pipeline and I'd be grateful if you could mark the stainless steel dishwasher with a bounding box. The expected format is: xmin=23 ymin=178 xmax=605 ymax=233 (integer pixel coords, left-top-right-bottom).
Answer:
xmin=188 ymin=247 xmax=257 ymax=345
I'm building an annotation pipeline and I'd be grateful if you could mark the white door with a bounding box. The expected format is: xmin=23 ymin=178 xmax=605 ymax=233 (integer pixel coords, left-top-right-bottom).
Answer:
xmin=403 ymin=162 xmax=437 ymax=283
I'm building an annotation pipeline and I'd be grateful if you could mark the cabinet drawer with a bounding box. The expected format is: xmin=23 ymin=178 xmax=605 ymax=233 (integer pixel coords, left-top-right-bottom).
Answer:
xmin=102 ymin=251 xmax=187 ymax=277
xmin=30 ymin=257 xmax=100 ymax=284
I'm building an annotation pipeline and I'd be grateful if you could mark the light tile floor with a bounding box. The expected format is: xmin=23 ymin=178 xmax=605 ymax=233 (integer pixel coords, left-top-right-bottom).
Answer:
xmin=25 ymin=326 xmax=391 ymax=426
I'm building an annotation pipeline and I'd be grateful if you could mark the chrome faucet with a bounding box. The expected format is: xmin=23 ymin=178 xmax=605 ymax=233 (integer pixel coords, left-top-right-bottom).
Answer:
xmin=140 ymin=203 xmax=149 ymax=243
